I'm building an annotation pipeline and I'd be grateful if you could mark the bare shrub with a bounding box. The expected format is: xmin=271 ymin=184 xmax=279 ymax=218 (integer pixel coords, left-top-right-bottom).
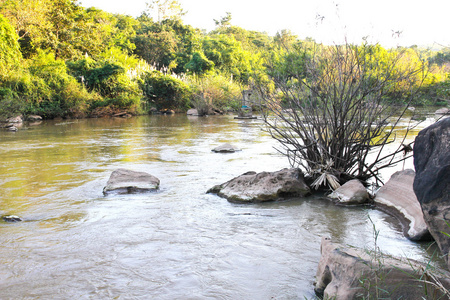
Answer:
xmin=257 ymin=42 xmax=425 ymax=188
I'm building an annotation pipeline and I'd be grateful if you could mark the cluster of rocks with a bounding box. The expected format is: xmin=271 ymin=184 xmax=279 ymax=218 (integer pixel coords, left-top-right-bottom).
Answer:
xmin=0 ymin=115 xmax=42 ymax=131
xmin=328 ymin=169 xmax=430 ymax=241
xmin=203 ymin=119 xmax=450 ymax=299
xmin=314 ymin=117 xmax=450 ymax=299
xmin=101 ymin=143 xmax=242 ymax=195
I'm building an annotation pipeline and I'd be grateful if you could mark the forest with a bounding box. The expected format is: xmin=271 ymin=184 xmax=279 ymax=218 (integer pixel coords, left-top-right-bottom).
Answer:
xmin=0 ymin=0 xmax=449 ymax=120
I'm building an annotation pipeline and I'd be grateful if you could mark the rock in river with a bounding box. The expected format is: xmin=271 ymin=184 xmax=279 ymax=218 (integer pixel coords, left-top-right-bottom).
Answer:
xmin=2 ymin=215 xmax=23 ymax=222
xmin=211 ymin=143 xmax=241 ymax=153
xmin=413 ymin=117 xmax=450 ymax=269
xmin=374 ymin=169 xmax=430 ymax=241
xmin=207 ymin=168 xmax=310 ymax=203
xmin=435 ymin=107 xmax=450 ymax=115
xmin=315 ymin=237 xmax=450 ymax=299
xmin=103 ymin=168 xmax=160 ymax=194
xmin=328 ymin=179 xmax=369 ymax=205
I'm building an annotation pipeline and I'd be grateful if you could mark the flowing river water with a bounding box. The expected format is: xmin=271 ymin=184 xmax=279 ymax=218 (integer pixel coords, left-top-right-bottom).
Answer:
xmin=0 ymin=113 xmax=443 ymax=299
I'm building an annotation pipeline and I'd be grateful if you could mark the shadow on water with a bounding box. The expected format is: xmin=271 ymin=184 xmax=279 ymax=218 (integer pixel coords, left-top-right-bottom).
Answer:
xmin=0 ymin=112 xmax=444 ymax=299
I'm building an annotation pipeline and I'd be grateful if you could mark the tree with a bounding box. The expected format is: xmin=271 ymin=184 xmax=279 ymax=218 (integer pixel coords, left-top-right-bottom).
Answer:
xmin=214 ymin=12 xmax=232 ymax=28
xmin=0 ymin=0 xmax=52 ymax=58
xmin=145 ymin=0 xmax=185 ymax=23
xmin=258 ymin=42 xmax=425 ymax=188
xmin=134 ymin=16 xmax=201 ymax=73
xmin=140 ymin=70 xmax=192 ymax=110
xmin=0 ymin=13 xmax=21 ymax=75
xmin=202 ymin=34 xmax=253 ymax=83
xmin=274 ymin=29 xmax=298 ymax=50
xmin=185 ymin=51 xmax=214 ymax=76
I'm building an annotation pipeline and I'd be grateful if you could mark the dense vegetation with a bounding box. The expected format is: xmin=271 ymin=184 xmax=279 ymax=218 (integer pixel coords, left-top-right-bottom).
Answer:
xmin=0 ymin=0 xmax=449 ymax=120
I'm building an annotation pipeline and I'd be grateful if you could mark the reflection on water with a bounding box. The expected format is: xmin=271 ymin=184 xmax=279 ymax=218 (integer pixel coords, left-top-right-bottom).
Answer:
xmin=0 ymin=113 xmax=443 ymax=299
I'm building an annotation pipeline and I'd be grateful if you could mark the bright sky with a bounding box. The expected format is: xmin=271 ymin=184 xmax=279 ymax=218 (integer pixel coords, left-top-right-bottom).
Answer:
xmin=78 ymin=0 xmax=449 ymax=48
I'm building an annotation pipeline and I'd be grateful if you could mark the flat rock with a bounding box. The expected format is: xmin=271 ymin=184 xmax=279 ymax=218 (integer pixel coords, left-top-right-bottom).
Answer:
xmin=211 ymin=143 xmax=241 ymax=153
xmin=374 ymin=169 xmax=430 ymax=241
xmin=328 ymin=179 xmax=369 ymax=205
xmin=413 ymin=117 xmax=450 ymax=269
xmin=207 ymin=168 xmax=310 ymax=203
xmin=435 ymin=107 xmax=449 ymax=115
xmin=103 ymin=168 xmax=160 ymax=194
xmin=2 ymin=215 xmax=22 ymax=222
xmin=315 ymin=237 xmax=450 ymax=299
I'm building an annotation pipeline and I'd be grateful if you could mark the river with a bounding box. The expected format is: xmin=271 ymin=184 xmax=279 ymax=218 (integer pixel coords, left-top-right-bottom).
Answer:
xmin=0 ymin=113 xmax=442 ymax=299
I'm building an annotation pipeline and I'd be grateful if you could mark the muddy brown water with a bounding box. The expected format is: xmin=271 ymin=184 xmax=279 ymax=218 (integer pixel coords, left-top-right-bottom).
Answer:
xmin=0 ymin=114 xmax=442 ymax=299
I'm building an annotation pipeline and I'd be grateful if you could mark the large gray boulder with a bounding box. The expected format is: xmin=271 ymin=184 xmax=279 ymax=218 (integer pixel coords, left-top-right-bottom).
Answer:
xmin=103 ymin=168 xmax=160 ymax=194
xmin=207 ymin=168 xmax=310 ymax=203
xmin=315 ymin=237 xmax=450 ymax=299
xmin=413 ymin=117 xmax=450 ymax=269
xmin=374 ymin=169 xmax=430 ymax=241
xmin=328 ymin=179 xmax=370 ymax=205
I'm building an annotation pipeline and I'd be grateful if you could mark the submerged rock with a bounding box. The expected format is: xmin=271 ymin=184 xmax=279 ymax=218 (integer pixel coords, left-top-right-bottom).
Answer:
xmin=7 ymin=126 xmax=18 ymax=131
xmin=160 ymin=109 xmax=175 ymax=115
xmin=186 ymin=108 xmax=199 ymax=116
xmin=103 ymin=168 xmax=160 ymax=195
xmin=413 ymin=117 xmax=450 ymax=269
xmin=211 ymin=143 xmax=241 ymax=153
xmin=207 ymin=168 xmax=310 ymax=203
xmin=2 ymin=215 xmax=22 ymax=222
xmin=26 ymin=115 xmax=42 ymax=121
xmin=315 ymin=237 xmax=450 ymax=299
xmin=374 ymin=169 xmax=430 ymax=241
xmin=328 ymin=179 xmax=369 ymax=205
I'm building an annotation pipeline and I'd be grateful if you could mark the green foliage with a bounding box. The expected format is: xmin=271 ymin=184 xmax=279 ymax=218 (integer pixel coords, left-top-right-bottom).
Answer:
xmin=202 ymin=34 xmax=254 ymax=83
xmin=185 ymin=51 xmax=214 ymax=76
xmin=1 ymin=0 xmax=448 ymax=120
xmin=67 ymin=48 xmax=145 ymax=110
xmin=25 ymin=50 xmax=94 ymax=117
xmin=214 ymin=12 xmax=232 ymax=28
xmin=273 ymin=29 xmax=298 ymax=50
xmin=134 ymin=28 xmax=178 ymax=69
xmin=134 ymin=16 xmax=201 ymax=73
xmin=187 ymin=73 xmax=244 ymax=111
xmin=67 ymin=57 xmax=125 ymax=95
xmin=0 ymin=87 xmax=23 ymax=121
xmin=0 ymin=50 xmax=97 ymax=119
xmin=140 ymin=71 xmax=192 ymax=110
xmin=0 ymin=13 xmax=21 ymax=75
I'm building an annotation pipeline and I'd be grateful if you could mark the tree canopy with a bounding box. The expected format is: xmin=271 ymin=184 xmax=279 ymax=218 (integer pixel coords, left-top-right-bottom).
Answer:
xmin=0 ymin=0 xmax=448 ymax=120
